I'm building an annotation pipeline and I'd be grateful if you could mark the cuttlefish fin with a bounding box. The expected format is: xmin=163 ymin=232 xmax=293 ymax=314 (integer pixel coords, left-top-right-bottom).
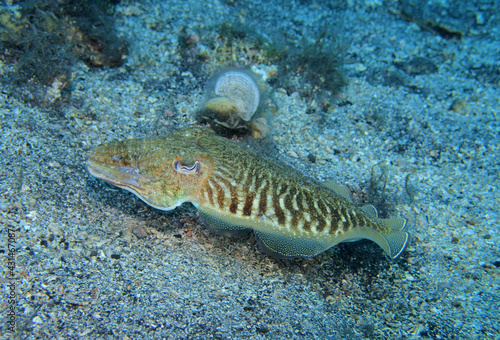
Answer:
xmin=380 ymin=217 xmax=409 ymax=259
xmin=323 ymin=181 xmax=353 ymax=203
xmin=254 ymin=229 xmax=331 ymax=259
xmin=360 ymin=204 xmax=378 ymax=218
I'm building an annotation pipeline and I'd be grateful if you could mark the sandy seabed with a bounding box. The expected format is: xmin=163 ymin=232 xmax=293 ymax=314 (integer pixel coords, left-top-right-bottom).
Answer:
xmin=1 ymin=0 xmax=499 ymax=339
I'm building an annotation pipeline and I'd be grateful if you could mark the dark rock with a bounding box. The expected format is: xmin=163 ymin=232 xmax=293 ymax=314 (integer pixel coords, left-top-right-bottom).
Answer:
xmin=256 ymin=325 xmax=270 ymax=333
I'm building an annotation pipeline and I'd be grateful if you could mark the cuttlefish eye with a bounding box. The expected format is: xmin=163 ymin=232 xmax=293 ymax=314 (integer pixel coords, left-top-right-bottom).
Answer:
xmin=173 ymin=158 xmax=201 ymax=175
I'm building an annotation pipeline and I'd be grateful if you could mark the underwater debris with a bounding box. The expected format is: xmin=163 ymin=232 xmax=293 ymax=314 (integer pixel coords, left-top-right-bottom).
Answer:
xmin=198 ymin=69 xmax=270 ymax=138
xmin=369 ymin=161 xmax=413 ymax=212
xmin=209 ymin=70 xmax=260 ymax=121
xmin=405 ymin=171 xmax=419 ymax=203
xmin=370 ymin=161 xmax=390 ymax=198
xmin=178 ymin=26 xmax=207 ymax=63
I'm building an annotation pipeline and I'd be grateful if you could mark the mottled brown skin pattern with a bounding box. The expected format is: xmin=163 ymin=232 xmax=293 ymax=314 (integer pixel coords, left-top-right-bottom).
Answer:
xmin=87 ymin=129 xmax=216 ymax=211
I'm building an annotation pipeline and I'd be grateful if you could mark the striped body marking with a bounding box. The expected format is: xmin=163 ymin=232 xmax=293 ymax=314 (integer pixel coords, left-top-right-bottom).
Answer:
xmin=87 ymin=127 xmax=409 ymax=260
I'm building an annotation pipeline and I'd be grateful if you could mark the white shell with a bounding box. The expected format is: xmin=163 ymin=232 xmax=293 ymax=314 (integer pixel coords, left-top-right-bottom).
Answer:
xmin=213 ymin=71 xmax=260 ymax=121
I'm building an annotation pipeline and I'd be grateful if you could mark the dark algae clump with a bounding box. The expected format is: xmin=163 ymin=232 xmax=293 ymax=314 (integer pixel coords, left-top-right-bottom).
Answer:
xmin=0 ymin=0 xmax=127 ymax=109
xmin=272 ymin=23 xmax=348 ymax=100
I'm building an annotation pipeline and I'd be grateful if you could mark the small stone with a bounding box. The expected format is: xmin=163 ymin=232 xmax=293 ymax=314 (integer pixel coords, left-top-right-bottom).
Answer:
xmin=464 ymin=229 xmax=475 ymax=236
xmin=476 ymin=12 xmax=485 ymax=25
xmin=32 ymin=316 xmax=44 ymax=324
xmin=405 ymin=273 xmax=415 ymax=281
xmin=256 ymin=325 xmax=270 ymax=333
xmin=353 ymin=63 xmax=367 ymax=72
xmin=132 ymin=225 xmax=150 ymax=239
xmin=251 ymin=64 xmax=278 ymax=82
xmin=449 ymin=98 xmax=470 ymax=115
xmin=394 ymin=57 xmax=438 ymax=75
xmin=0 ymin=201 xmax=13 ymax=211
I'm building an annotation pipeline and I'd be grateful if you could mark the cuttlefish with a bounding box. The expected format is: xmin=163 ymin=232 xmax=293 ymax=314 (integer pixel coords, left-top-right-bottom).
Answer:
xmin=87 ymin=127 xmax=409 ymax=259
